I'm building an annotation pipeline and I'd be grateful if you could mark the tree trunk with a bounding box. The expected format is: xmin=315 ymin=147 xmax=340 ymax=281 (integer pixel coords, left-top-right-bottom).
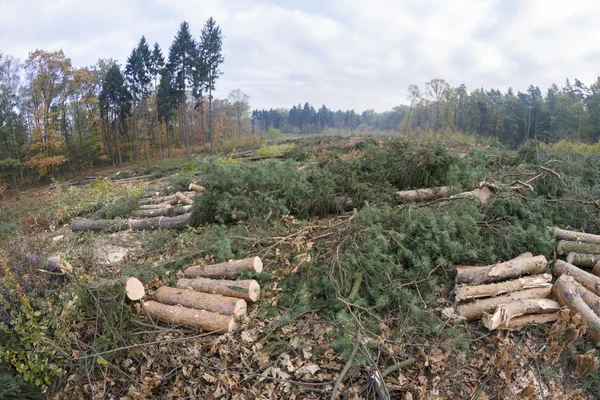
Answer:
xmin=567 ymin=252 xmax=600 ymax=268
xmin=455 ymin=254 xmax=547 ymax=285
xmin=176 ymin=277 xmax=260 ymax=302
xmin=114 ymin=118 xmax=122 ymax=168
xmin=132 ymin=205 xmax=192 ymax=218
xmin=455 ymin=274 xmax=552 ymax=302
xmin=71 ymin=214 xmax=190 ymax=232
xmin=153 ymin=286 xmax=246 ymax=316
xmin=557 ymin=240 xmax=600 ymax=255
xmin=457 ymin=286 xmax=553 ymax=321
xmin=482 ymin=298 xmax=560 ymax=330
xmin=200 ymin=93 xmax=206 ymax=156
xmin=139 ymin=203 xmax=172 ymax=210
xmin=553 ymin=260 xmax=600 ymax=297
xmin=166 ymin=120 xmax=171 ymax=158
xmin=395 ymin=186 xmax=454 ymax=203
xmin=554 ymin=228 xmax=600 ymax=245
xmin=593 ymin=262 xmax=600 ymax=277
xmin=498 ymin=313 xmax=560 ymax=331
xmin=175 ymin=191 xmax=193 ymax=205
xmin=133 ymin=104 xmax=140 ymax=169
xmin=209 ymin=87 xmax=214 ymax=155
xmin=184 ymin=257 xmax=263 ymax=279
xmin=552 ymin=275 xmax=600 ymax=344
xmin=138 ymin=192 xmax=196 ymax=205
xmin=189 ymin=183 xmax=205 ymax=192
xmin=141 ymin=300 xmax=238 ymax=333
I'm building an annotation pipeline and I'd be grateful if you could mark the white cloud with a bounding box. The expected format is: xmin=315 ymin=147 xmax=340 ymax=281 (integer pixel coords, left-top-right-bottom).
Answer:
xmin=1 ymin=0 xmax=600 ymax=111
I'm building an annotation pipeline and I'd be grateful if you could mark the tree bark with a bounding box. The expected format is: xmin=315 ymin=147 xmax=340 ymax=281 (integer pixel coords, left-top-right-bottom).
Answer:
xmin=153 ymin=286 xmax=246 ymax=316
xmin=457 ymin=286 xmax=553 ymax=321
xmin=593 ymin=262 xmax=600 ymax=278
xmin=455 ymin=255 xmax=547 ymax=285
xmin=552 ymin=275 xmax=600 ymax=344
xmin=455 ymin=274 xmax=552 ymax=302
xmin=141 ymin=300 xmax=238 ymax=333
xmin=567 ymin=252 xmax=600 ymax=268
xmin=71 ymin=214 xmax=190 ymax=232
xmin=139 ymin=203 xmax=172 ymax=210
xmin=553 ymin=260 xmax=600 ymax=297
xmin=184 ymin=257 xmax=263 ymax=279
xmin=132 ymin=205 xmax=192 ymax=218
xmin=497 ymin=312 xmax=560 ymax=331
xmin=556 ymin=240 xmax=600 ymax=255
xmin=176 ymin=277 xmax=260 ymax=302
xmin=138 ymin=192 xmax=195 ymax=205
xmin=175 ymin=191 xmax=193 ymax=205
xmin=482 ymin=299 xmax=560 ymax=330
xmin=395 ymin=186 xmax=453 ymax=203
xmin=554 ymin=228 xmax=600 ymax=245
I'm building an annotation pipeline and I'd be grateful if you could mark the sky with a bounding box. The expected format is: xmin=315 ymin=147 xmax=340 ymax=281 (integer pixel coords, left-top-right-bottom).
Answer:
xmin=1 ymin=0 xmax=600 ymax=112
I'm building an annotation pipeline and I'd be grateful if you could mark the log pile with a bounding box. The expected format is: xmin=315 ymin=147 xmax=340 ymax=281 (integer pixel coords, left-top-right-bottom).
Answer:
xmin=135 ymin=257 xmax=262 ymax=334
xmin=455 ymin=253 xmax=561 ymax=330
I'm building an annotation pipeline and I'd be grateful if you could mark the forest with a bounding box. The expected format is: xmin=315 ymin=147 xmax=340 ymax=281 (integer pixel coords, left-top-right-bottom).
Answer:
xmin=3 ymin=19 xmax=600 ymax=185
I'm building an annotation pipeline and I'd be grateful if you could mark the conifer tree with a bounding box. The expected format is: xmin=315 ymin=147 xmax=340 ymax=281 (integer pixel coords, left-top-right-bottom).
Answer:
xmin=99 ymin=64 xmax=131 ymax=167
xmin=200 ymin=17 xmax=224 ymax=154
xmin=150 ymin=42 xmax=165 ymax=160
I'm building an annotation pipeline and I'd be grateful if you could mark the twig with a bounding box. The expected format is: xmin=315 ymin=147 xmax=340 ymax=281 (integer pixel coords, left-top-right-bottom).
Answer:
xmin=471 ymin=371 xmax=495 ymax=400
xmin=539 ymin=166 xmax=561 ymax=178
xmin=380 ymin=358 xmax=416 ymax=377
xmin=330 ymin=329 xmax=361 ymax=400
xmin=361 ymin=343 xmax=390 ymax=400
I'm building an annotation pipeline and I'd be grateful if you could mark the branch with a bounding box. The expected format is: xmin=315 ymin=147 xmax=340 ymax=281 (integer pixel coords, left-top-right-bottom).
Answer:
xmin=330 ymin=329 xmax=361 ymax=400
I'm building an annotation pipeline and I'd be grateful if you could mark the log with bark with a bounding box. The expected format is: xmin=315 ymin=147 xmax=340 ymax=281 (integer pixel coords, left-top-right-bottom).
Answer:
xmin=183 ymin=257 xmax=263 ymax=279
xmin=453 ymin=186 xmax=493 ymax=204
xmin=153 ymin=286 xmax=246 ymax=316
xmin=18 ymin=253 xmax=71 ymax=273
xmin=482 ymin=298 xmax=561 ymax=330
xmin=131 ymin=205 xmax=193 ymax=218
xmin=138 ymin=191 xmax=196 ymax=205
xmin=457 ymin=286 xmax=553 ymax=321
xmin=141 ymin=300 xmax=238 ymax=333
xmin=554 ymin=228 xmax=600 ymax=245
xmin=395 ymin=186 xmax=454 ymax=203
xmin=455 ymin=254 xmax=547 ymax=285
xmin=176 ymin=277 xmax=260 ymax=302
xmin=175 ymin=191 xmax=193 ymax=205
xmin=125 ymin=277 xmax=145 ymax=300
xmin=566 ymin=253 xmax=600 ymax=268
xmin=552 ymin=275 xmax=600 ymax=344
xmin=556 ymin=240 xmax=600 ymax=256
xmin=189 ymin=183 xmax=205 ymax=192
xmin=71 ymin=214 xmax=190 ymax=232
xmin=593 ymin=262 xmax=600 ymax=278
xmin=553 ymin=260 xmax=600 ymax=297
xmin=497 ymin=312 xmax=561 ymax=331
xmin=139 ymin=203 xmax=172 ymax=210
xmin=455 ymin=274 xmax=552 ymax=302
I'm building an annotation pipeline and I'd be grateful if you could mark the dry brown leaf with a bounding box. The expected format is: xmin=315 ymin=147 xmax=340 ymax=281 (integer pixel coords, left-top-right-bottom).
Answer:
xmin=516 ymin=384 xmax=536 ymax=399
xmin=574 ymin=349 xmax=598 ymax=379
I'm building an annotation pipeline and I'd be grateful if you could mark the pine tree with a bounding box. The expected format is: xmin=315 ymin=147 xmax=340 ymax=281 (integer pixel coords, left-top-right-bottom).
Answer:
xmin=200 ymin=17 xmax=224 ymax=154
xmin=150 ymin=42 xmax=165 ymax=160
xmin=99 ymin=64 xmax=131 ymax=167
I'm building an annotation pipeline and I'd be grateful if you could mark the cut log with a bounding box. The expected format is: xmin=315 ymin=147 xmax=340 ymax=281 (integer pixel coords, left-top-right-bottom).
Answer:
xmin=482 ymin=299 xmax=561 ymax=330
xmin=455 ymin=274 xmax=552 ymax=302
xmin=395 ymin=186 xmax=453 ymax=203
xmin=556 ymin=240 xmax=600 ymax=256
xmin=141 ymin=300 xmax=238 ymax=333
xmin=455 ymin=255 xmax=547 ymax=285
xmin=176 ymin=277 xmax=260 ymax=302
xmin=175 ymin=191 xmax=193 ymax=205
xmin=497 ymin=312 xmax=561 ymax=331
xmin=552 ymin=275 xmax=600 ymax=344
xmin=554 ymin=228 xmax=600 ymax=245
xmin=189 ymin=183 xmax=205 ymax=192
xmin=457 ymin=287 xmax=553 ymax=321
xmin=139 ymin=191 xmax=196 ymax=205
xmin=569 ymin=279 xmax=600 ymax=315
xmin=71 ymin=214 xmax=190 ymax=232
xmin=184 ymin=257 xmax=263 ymax=279
xmin=139 ymin=203 xmax=172 ymax=210
xmin=19 ymin=253 xmax=71 ymax=273
xmin=566 ymin=252 xmax=600 ymax=268
xmin=125 ymin=277 xmax=145 ymax=301
xmin=553 ymin=260 xmax=600 ymax=297
xmin=153 ymin=286 xmax=246 ymax=316
xmin=593 ymin=262 xmax=600 ymax=278
xmin=454 ymin=186 xmax=493 ymax=204
xmin=131 ymin=205 xmax=193 ymax=218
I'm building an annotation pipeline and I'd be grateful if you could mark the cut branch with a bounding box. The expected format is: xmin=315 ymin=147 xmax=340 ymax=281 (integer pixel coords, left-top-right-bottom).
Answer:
xmin=456 ymin=254 xmax=547 ymax=285
xmin=175 ymin=191 xmax=193 ymax=205
xmin=183 ymin=257 xmax=263 ymax=279
xmin=141 ymin=300 xmax=238 ymax=333
xmin=153 ymin=286 xmax=246 ymax=316
xmin=457 ymin=286 xmax=553 ymax=321
xmin=176 ymin=277 xmax=260 ymax=302
xmin=482 ymin=299 xmax=560 ymax=330
xmin=455 ymin=274 xmax=552 ymax=302
xmin=395 ymin=186 xmax=453 ymax=203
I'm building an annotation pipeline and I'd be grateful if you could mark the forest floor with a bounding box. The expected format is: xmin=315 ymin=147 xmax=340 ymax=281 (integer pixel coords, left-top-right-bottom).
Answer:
xmin=1 ymin=133 xmax=600 ymax=399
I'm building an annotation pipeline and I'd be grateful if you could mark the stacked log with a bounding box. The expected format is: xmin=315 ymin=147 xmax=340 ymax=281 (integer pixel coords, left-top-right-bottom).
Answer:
xmin=552 ymin=228 xmax=600 ymax=277
xmin=138 ymin=257 xmax=263 ymax=334
xmin=455 ymin=254 xmax=560 ymax=330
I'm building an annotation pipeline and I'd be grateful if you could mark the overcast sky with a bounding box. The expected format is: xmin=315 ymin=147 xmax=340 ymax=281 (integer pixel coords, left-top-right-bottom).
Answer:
xmin=1 ymin=0 xmax=600 ymax=112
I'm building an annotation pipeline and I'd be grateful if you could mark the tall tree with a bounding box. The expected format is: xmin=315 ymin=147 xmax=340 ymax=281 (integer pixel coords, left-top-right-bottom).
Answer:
xmin=99 ymin=64 xmax=131 ymax=168
xmin=150 ymin=42 xmax=165 ymax=160
xmin=425 ymin=78 xmax=449 ymax=131
xmin=227 ymin=89 xmax=250 ymax=137
xmin=200 ymin=17 xmax=224 ymax=154
xmin=168 ymin=21 xmax=197 ymax=159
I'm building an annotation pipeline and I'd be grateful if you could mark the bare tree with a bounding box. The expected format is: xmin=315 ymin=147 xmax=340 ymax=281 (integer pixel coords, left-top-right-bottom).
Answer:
xmin=227 ymin=89 xmax=250 ymax=137
xmin=425 ymin=78 xmax=449 ymax=131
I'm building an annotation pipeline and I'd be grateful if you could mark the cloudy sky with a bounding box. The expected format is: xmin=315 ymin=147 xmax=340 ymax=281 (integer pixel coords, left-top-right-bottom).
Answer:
xmin=1 ymin=0 xmax=600 ymax=111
